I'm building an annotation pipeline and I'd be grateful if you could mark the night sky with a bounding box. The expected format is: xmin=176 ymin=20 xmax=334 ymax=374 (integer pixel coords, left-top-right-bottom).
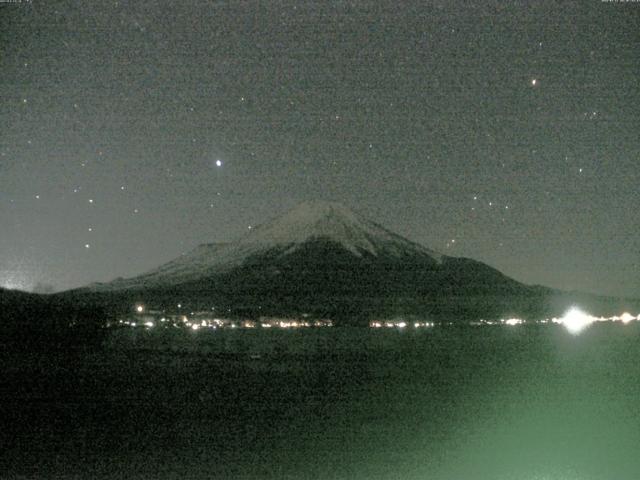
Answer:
xmin=1 ymin=1 xmax=638 ymax=297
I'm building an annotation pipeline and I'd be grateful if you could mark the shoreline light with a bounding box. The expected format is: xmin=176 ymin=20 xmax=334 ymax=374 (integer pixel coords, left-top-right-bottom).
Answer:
xmin=561 ymin=307 xmax=593 ymax=335
xmin=620 ymin=312 xmax=634 ymax=324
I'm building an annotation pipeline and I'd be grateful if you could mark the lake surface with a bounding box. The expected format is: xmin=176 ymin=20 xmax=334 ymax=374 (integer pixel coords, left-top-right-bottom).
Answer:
xmin=2 ymin=323 xmax=640 ymax=479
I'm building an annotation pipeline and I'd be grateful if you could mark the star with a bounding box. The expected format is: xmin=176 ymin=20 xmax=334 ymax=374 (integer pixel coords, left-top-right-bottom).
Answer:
xmin=216 ymin=159 xmax=222 ymax=167
xmin=531 ymin=79 xmax=537 ymax=86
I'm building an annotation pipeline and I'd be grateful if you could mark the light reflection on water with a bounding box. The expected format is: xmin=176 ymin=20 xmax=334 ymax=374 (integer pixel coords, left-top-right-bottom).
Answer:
xmin=396 ymin=324 xmax=640 ymax=480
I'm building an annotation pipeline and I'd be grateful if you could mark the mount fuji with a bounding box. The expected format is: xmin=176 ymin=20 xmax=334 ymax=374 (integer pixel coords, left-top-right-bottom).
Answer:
xmin=89 ymin=201 xmax=446 ymax=290
xmin=69 ymin=201 xmax=633 ymax=324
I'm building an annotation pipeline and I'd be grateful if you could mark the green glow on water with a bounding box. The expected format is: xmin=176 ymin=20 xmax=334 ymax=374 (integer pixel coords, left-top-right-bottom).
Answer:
xmin=4 ymin=324 xmax=640 ymax=479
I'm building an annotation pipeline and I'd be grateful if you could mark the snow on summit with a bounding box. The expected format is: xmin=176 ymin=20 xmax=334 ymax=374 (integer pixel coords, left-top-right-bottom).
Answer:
xmin=242 ymin=201 xmax=441 ymax=259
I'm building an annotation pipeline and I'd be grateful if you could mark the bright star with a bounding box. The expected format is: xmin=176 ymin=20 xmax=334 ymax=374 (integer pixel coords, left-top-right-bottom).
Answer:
xmin=216 ymin=159 xmax=222 ymax=167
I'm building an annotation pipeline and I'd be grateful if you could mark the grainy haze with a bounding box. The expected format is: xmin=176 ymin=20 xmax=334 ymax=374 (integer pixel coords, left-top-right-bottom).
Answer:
xmin=1 ymin=1 xmax=638 ymax=296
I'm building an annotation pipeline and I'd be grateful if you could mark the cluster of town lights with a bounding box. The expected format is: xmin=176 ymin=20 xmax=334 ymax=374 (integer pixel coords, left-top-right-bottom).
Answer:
xmin=473 ymin=308 xmax=639 ymax=335
xmin=119 ymin=306 xmax=334 ymax=330
xmin=370 ymin=321 xmax=435 ymax=329
xmin=123 ymin=304 xmax=638 ymax=334
xmin=554 ymin=308 xmax=639 ymax=335
xmin=369 ymin=308 xmax=639 ymax=334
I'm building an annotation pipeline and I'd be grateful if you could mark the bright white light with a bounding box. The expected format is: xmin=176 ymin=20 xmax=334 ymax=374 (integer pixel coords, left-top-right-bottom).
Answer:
xmin=561 ymin=307 xmax=593 ymax=335
xmin=505 ymin=318 xmax=523 ymax=326
xmin=144 ymin=321 xmax=154 ymax=328
xmin=136 ymin=305 xmax=144 ymax=313
xmin=620 ymin=312 xmax=634 ymax=324
xmin=191 ymin=324 xmax=200 ymax=330
xmin=215 ymin=159 xmax=222 ymax=167
xmin=397 ymin=322 xmax=407 ymax=328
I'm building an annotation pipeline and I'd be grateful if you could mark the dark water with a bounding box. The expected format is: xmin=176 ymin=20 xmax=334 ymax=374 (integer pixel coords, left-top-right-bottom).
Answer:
xmin=2 ymin=324 xmax=640 ymax=479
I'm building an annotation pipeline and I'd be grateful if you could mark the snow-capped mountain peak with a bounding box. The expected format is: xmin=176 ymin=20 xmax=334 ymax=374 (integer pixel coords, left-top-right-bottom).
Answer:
xmin=88 ymin=201 xmax=443 ymax=290
xmin=241 ymin=201 xmax=440 ymax=258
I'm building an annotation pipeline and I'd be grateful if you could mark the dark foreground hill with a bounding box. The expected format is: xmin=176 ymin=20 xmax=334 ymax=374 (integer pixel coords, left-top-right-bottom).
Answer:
xmin=0 ymin=287 xmax=108 ymax=349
